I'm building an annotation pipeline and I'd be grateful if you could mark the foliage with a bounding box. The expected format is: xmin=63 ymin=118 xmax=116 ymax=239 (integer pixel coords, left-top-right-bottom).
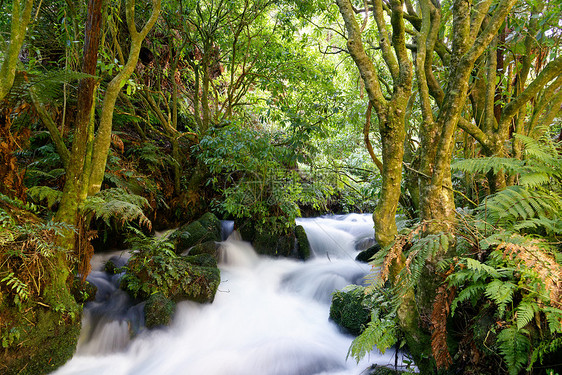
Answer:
xmin=359 ymin=197 xmax=562 ymax=374
xmin=0 ymin=207 xmax=74 ymax=308
xmin=197 ymin=125 xmax=307 ymax=234
xmin=343 ymin=285 xmax=399 ymax=361
xmin=82 ymin=188 xmax=152 ymax=231
xmin=121 ymin=228 xmax=220 ymax=303
xmin=27 ymin=185 xmax=63 ymax=209
xmin=446 ymin=232 xmax=562 ymax=374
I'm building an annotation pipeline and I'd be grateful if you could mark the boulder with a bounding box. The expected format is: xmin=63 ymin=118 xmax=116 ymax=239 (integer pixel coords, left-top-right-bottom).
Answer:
xmin=253 ymin=230 xmax=296 ymax=257
xmin=329 ymin=285 xmax=371 ymax=336
xmin=173 ymin=213 xmax=222 ymax=253
xmin=186 ymin=240 xmax=220 ymax=260
xmin=295 ymin=224 xmax=311 ymax=260
xmin=122 ymin=253 xmax=220 ymax=304
xmin=355 ymin=243 xmax=381 ymax=263
xmin=144 ymin=293 xmax=175 ymax=328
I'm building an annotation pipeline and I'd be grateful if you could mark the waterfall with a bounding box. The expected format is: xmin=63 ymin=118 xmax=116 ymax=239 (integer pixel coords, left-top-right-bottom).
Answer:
xmin=54 ymin=215 xmax=410 ymax=375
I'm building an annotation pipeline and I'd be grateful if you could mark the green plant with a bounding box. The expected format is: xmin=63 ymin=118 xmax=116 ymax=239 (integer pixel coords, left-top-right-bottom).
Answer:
xmin=1 ymin=272 xmax=29 ymax=308
xmin=344 ymin=285 xmax=399 ymax=362
xmin=121 ymin=229 xmax=220 ymax=303
xmin=1 ymin=327 xmax=21 ymax=349
xmin=197 ymin=125 xmax=305 ymax=235
xmin=82 ymin=188 xmax=152 ymax=231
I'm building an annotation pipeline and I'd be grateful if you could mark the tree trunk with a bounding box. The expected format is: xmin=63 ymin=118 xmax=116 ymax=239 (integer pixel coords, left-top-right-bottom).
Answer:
xmin=88 ymin=0 xmax=161 ymax=195
xmin=0 ymin=0 xmax=34 ymax=101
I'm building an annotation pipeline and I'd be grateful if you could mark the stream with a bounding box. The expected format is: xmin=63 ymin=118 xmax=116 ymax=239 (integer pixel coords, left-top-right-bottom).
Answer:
xmin=53 ymin=214 xmax=410 ymax=375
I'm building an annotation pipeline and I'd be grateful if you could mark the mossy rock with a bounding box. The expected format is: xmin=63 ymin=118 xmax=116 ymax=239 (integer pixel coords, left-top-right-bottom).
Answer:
xmin=104 ymin=255 xmax=128 ymax=274
xmin=174 ymin=213 xmax=222 ymax=253
xmin=0 ymin=302 xmax=81 ymax=375
xmin=356 ymin=243 xmax=381 ymax=263
xmin=184 ymin=253 xmax=219 ymax=268
xmin=187 ymin=240 xmax=219 ymax=259
xmin=122 ymin=253 xmax=220 ymax=304
xmin=361 ymin=364 xmax=408 ymax=375
xmin=144 ymin=293 xmax=176 ymax=328
xmin=295 ymin=224 xmax=311 ymax=260
xmin=198 ymin=212 xmax=221 ymax=235
xmin=71 ymin=278 xmax=97 ymax=304
xmin=253 ymin=230 xmax=296 ymax=257
xmin=329 ymin=285 xmax=371 ymax=336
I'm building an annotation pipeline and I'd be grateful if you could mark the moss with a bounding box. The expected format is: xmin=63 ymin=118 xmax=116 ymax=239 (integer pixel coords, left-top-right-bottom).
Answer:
xmin=362 ymin=364 xmax=408 ymax=375
xmin=295 ymin=225 xmax=311 ymax=260
xmin=187 ymin=240 xmax=219 ymax=259
xmin=329 ymin=286 xmax=371 ymax=336
xmin=0 ymin=302 xmax=81 ymax=375
xmin=253 ymin=230 xmax=295 ymax=257
xmin=71 ymin=278 xmax=97 ymax=304
xmin=144 ymin=293 xmax=175 ymax=328
xmin=174 ymin=213 xmax=222 ymax=253
xmin=198 ymin=212 xmax=221 ymax=236
xmin=356 ymin=243 xmax=381 ymax=263
xmin=184 ymin=253 xmax=218 ymax=268
xmin=122 ymin=253 xmax=221 ymax=304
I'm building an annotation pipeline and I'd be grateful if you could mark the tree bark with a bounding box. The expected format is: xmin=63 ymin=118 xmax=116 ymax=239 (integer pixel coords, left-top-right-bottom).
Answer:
xmin=0 ymin=0 xmax=34 ymax=101
xmin=88 ymin=0 xmax=161 ymax=195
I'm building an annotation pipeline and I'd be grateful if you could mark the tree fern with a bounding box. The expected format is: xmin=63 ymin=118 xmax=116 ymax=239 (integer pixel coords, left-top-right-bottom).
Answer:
xmin=453 ymin=157 xmax=524 ymax=176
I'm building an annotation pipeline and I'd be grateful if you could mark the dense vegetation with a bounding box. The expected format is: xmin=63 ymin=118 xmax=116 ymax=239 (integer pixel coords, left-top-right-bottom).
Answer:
xmin=0 ymin=0 xmax=561 ymax=374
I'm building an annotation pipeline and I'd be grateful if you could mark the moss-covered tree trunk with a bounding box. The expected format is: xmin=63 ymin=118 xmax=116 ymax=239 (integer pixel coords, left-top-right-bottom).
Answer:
xmin=334 ymin=0 xmax=433 ymax=370
xmin=88 ymin=0 xmax=161 ymax=195
xmin=0 ymin=0 xmax=34 ymax=101
xmin=336 ymin=0 xmax=411 ymax=247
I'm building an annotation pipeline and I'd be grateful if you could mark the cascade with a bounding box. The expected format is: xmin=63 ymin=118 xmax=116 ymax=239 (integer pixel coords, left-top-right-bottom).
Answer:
xmin=54 ymin=215 xmax=409 ymax=375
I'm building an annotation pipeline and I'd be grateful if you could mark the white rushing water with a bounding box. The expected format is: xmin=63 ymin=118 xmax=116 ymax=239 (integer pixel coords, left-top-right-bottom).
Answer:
xmin=54 ymin=214 xmax=409 ymax=375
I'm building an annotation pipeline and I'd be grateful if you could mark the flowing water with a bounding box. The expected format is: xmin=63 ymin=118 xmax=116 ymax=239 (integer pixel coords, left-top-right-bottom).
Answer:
xmin=54 ymin=214 xmax=409 ymax=375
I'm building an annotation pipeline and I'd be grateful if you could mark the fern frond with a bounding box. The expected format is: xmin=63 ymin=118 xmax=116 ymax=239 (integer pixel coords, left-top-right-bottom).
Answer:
xmin=347 ymin=310 xmax=398 ymax=362
xmin=83 ymin=188 xmax=152 ymax=230
xmin=485 ymin=279 xmax=517 ymax=318
xmin=431 ymin=283 xmax=455 ymax=369
xmin=514 ymin=217 xmax=562 ymax=236
xmin=498 ymin=241 xmax=562 ymax=307
xmin=497 ymin=327 xmax=530 ymax=375
xmin=450 ymin=282 xmax=486 ymax=315
xmin=530 ymin=336 xmax=562 ymax=371
xmin=516 ymin=301 xmax=537 ymax=330
xmin=27 ymin=186 xmax=63 ymax=209
xmin=479 ymin=186 xmax=560 ymax=227
xmin=452 ymin=157 xmax=524 ymax=176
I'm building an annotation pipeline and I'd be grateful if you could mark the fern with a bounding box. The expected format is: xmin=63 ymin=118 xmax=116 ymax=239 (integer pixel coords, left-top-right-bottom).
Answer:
xmin=530 ymin=336 xmax=562 ymax=370
xmin=83 ymin=188 xmax=152 ymax=230
xmin=1 ymin=272 xmax=30 ymax=305
xmin=450 ymin=282 xmax=485 ymax=315
xmin=497 ymin=327 xmax=530 ymax=375
xmin=485 ymin=279 xmax=517 ymax=318
xmin=347 ymin=311 xmax=398 ymax=361
xmin=516 ymin=301 xmax=537 ymax=330
xmin=478 ymin=186 xmax=560 ymax=228
xmin=453 ymin=156 xmax=525 ymax=176
xmin=27 ymin=186 xmax=63 ymax=209
xmin=453 ymin=133 xmax=562 ymax=188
